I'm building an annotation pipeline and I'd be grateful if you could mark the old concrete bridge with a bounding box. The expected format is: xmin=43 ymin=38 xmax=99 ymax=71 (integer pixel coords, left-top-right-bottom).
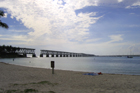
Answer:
xmin=15 ymin=48 xmax=36 ymax=57
xmin=40 ymin=50 xmax=95 ymax=57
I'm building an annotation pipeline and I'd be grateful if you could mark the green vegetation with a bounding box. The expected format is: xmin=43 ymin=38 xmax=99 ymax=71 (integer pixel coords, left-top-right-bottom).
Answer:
xmin=24 ymin=89 xmax=38 ymax=93
xmin=32 ymin=81 xmax=58 ymax=86
xmin=0 ymin=88 xmax=4 ymax=93
xmin=6 ymin=90 xmax=18 ymax=93
xmin=2 ymin=89 xmax=38 ymax=93
xmin=48 ymin=91 xmax=55 ymax=93
xmin=0 ymin=45 xmax=21 ymax=58
xmin=0 ymin=10 xmax=9 ymax=29
xmin=1 ymin=81 xmax=58 ymax=93
xmin=13 ymin=81 xmax=58 ymax=87
xmin=37 ymin=81 xmax=58 ymax=86
xmin=0 ymin=88 xmax=56 ymax=93
xmin=0 ymin=45 xmax=20 ymax=54
xmin=13 ymin=83 xmax=28 ymax=86
xmin=38 ymin=81 xmax=50 ymax=84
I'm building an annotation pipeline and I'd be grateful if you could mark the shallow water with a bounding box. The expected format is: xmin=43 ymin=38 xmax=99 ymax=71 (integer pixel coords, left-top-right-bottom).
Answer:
xmin=0 ymin=57 xmax=140 ymax=75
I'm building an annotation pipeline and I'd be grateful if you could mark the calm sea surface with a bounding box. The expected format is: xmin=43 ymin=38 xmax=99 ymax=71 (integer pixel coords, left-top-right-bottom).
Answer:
xmin=0 ymin=57 xmax=140 ymax=75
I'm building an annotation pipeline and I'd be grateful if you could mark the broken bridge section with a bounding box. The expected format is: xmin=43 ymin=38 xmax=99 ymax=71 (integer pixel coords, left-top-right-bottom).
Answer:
xmin=15 ymin=48 xmax=36 ymax=57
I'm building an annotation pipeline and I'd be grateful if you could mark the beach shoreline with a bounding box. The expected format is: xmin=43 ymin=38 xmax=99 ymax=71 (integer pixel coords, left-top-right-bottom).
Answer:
xmin=0 ymin=62 xmax=140 ymax=93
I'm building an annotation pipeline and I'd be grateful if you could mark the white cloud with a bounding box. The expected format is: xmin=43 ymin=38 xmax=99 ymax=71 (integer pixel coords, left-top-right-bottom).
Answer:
xmin=85 ymin=38 xmax=101 ymax=43
xmin=97 ymin=0 xmax=124 ymax=6
xmin=126 ymin=1 xmax=140 ymax=8
xmin=118 ymin=0 xmax=123 ymax=3
xmin=0 ymin=35 xmax=29 ymax=41
xmin=8 ymin=29 xmax=31 ymax=32
xmin=108 ymin=35 xmax=123 ymax=43
xmin=3 ymin=13 xmax=7 ymax=18
xmin=96 ymin=0 xmax=140 ymax=8
xmin=126 ymin=6 xmax=131 ymax=8
xmin=0 ymin=0 xmax=100 ymax=43
xmin=0 ymin=0 xmax=104 ymax=54
xmin=127 ymin=43 xmax=140 ymax=55
xmin=130 ymin=13 xmax=135 ymax=14
xmin=133 ymin=1 xmax=140 ymax=6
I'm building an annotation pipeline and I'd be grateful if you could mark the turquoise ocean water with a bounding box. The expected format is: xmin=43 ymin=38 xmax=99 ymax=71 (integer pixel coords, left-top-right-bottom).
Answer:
xmin=0 ymin=57 xmax=140 ymax=75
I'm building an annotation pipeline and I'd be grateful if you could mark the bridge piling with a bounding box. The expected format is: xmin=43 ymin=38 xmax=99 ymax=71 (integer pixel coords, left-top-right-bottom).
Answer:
xmin=32 ymin=54 xmax=36 ymax=57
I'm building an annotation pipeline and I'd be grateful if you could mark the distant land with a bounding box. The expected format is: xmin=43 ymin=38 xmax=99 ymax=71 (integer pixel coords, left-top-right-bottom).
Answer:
xmin=95 ymin=55 xmax=140 ymax=57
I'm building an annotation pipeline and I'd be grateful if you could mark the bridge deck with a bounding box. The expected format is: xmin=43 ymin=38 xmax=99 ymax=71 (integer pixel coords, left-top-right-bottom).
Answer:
xmin=40 ymin=50 xmax=95 ymax=57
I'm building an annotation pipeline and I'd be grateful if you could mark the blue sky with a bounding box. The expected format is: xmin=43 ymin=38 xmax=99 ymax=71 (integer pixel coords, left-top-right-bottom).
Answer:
xmin=0 ymin=0 xmax=140 ymax=55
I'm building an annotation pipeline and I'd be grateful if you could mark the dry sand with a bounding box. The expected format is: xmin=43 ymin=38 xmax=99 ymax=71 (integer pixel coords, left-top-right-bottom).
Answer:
xmin=0 ymin=62 xmax=140 ymax=93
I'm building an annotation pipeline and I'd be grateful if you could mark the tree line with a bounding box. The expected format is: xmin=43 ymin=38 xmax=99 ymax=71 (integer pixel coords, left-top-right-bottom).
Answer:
xmin=0 ymin=45 xmax=20 ymax=54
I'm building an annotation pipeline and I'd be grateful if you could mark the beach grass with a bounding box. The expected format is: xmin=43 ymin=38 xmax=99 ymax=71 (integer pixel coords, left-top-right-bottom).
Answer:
xmin=0 ymin=89 xmax=56 ymax=93
xmin=24 ymin=89 xmax=38 ymax=93
xmin=13 ymin=81 xmax=58 ymax=87
xmin=6 ymin=89 xmax=19 ymax=93
xmin=0 ymin=89 xmax=38 ymax=93
xmin=9 ymin=81 xmax=58 ymax=93
xmin=48 ymin=91 xmax=55 ymax=93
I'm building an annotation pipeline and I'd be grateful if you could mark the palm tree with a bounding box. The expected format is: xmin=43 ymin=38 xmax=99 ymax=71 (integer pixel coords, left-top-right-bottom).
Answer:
xmin=0 ymin=10 xmax=9 ymax=29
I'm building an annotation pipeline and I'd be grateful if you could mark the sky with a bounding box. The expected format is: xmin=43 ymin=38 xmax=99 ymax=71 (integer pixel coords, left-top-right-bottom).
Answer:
xmin=0 ymin=0 xmax=140 ymax=56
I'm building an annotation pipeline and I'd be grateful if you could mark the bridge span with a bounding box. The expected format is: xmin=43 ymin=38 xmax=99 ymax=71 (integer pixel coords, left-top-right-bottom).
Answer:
xmin=40 ymin=50 xmax=95 ymax=57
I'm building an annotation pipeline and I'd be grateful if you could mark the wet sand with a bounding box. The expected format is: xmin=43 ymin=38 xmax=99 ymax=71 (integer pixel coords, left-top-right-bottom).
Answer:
xmin=0 ymin=62 xmax=140 ymax=93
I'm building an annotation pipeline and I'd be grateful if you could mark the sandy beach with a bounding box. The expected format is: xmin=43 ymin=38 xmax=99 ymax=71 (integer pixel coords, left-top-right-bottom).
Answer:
xmin=0 ymin=62 xmax=140 ymax=93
